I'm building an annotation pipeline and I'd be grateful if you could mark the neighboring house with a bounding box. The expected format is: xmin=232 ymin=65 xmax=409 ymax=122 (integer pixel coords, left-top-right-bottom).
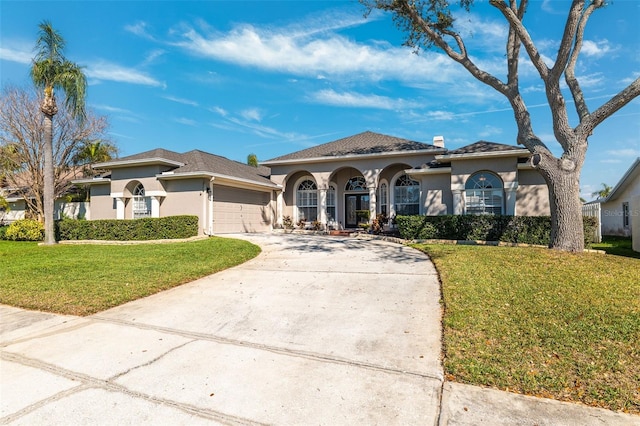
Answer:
xmin=70 ymin=131 xmax=551 ymax=235
xmin=76 ymin=149 xmax=279 ymax=234
xmin=584 ymin=157 xmax=640 ymax=239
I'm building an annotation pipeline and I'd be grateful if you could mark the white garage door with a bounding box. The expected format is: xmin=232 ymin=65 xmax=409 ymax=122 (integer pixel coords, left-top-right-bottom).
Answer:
xmin=212 ymin=186 xmax=272 ymax=233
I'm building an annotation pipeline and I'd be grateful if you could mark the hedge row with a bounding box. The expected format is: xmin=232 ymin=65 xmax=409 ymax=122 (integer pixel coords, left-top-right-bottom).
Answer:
xmin=395 ymin=215 xmax=598 ymax=247
xmin=56 ymin=215 xmax=199 ymax=241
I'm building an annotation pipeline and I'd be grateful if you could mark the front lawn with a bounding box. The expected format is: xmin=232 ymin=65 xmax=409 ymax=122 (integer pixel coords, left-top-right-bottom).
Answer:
xmin=592 ymin=236 xmax=640 ymax=259
xmin=0 ymin=237 xmax=260 ymax=316
xmin=412 ymin=243 xmax=640 ymax=414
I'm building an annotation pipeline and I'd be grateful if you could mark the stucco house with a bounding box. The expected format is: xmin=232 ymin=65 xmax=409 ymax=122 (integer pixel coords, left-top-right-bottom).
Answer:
xmin=74 ymin=149 xmax=279 ymax=234
xmin=583 ymin=157 xmax=639 ymax=242
xmin=73 ymin=131 xmax=550 ymax=235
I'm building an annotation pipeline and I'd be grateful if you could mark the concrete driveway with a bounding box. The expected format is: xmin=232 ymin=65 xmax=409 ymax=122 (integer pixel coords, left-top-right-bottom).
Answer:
xmin=1 ymin=234 xmax=444 ymax=425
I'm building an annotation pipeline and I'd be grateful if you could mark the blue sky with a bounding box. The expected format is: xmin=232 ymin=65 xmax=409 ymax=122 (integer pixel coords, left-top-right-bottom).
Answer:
xmin=1 ymin=0 xmax=638 ymax=201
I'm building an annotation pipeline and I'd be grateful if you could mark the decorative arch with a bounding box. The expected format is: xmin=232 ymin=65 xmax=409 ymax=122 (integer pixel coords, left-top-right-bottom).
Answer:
xmin=294 ymin=176 xmax=318 ymax=222
xmin=132 ymin=182 xmax=151 ymax=218
xmin=393 ymin=174 xmax=420 ymax=216
xmin=464 ymin=171 xmax=504 ymax=215
xmin=345 ymin=176 xmax=367 ymax=191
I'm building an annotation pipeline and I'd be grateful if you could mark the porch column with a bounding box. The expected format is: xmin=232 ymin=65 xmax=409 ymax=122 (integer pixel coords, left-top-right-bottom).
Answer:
xmin=368 ymin=186 xmax=377 ymax=223
xmin=504 ymin=182 xmax=518 ymax=215
xmin=318 ymin=188 xmax=327 ymax=225
xmin=151 ymin=196 xmax=161 ymax=218
xmin=452 ymin=189 xmax=464 ymax=215
xmin=115 ymin=197 xmax=126 ymax=219
xmin=276 ymin=190 xmax=284 ymax=226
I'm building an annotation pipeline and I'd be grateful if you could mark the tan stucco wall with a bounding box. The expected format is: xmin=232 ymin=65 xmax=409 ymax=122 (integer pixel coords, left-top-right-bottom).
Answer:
xmin=419 ymin=174 xmax=452 ymax=215
xmin=89 ymin=184 xmax=115 ymax=220
xmin=110 ymin=165 xmax=171 ymax=195
xmin=516 ymin=169 xmax=550 ymax=216
xmin=1 ymin=199 xmax=26 ymax=223
xmin=161 ymin=179 xmax=205 ymax=217
xmin=450 ymin=157 xmax=518 ymax=188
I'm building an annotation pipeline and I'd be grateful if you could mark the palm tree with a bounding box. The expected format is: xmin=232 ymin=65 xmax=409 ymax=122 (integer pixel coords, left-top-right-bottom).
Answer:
xmin=591 ymin=183 xmax=612 ymax=200
xmin=74 ymin=140 xmax=117 ymax=177
xmin=31 ymin=21 xmax=87 ymax=244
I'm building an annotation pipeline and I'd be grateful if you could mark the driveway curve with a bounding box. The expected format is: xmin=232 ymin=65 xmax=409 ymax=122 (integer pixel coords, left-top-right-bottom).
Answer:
xmin=1 ymin=233 xmax=443 ymax=425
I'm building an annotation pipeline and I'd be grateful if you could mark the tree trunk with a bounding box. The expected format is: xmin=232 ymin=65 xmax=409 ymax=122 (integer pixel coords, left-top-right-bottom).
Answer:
xmin=43 ymin=113 xmax=56 ymax=245
xmin=546 ymin=165 xmax=584 ymax=252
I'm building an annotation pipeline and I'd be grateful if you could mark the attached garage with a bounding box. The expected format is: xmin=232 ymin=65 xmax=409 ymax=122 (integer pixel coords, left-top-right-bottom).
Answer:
xmin=212 ymin=185 xmax=272 ymax=233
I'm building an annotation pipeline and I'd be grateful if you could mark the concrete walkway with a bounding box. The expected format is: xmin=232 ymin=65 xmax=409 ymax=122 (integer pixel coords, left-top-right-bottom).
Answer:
xmin=1 ymin=233 xmax=638 ymax=425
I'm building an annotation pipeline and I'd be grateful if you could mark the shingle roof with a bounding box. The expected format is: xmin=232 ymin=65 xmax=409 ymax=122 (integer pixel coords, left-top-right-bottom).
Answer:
xmin=263 ymin=131 xmax=440 ymax=163
xmin=102 ymin=149 xmax=274 ymax=186
xmin=116 ymin=148 xmax=186 ymax=164
xmin=174 ymin=150 xmax=273 ymax=185
xmin=445 ymin=141 xmax=525 ymax=155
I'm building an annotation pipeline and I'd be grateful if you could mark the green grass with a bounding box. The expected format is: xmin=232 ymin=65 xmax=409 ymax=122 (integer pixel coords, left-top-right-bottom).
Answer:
xmin=0 ymin=237 xmax=260 ymax=316
xmin=592 ymin=236 xmax=640 ymax=259
xmin=412 ymin=243 xmax=640 ymax=414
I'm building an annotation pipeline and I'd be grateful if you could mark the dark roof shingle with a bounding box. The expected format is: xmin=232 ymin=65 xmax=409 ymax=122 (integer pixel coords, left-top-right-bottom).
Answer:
xmin=445 ymin=141 xmax=525 ymax=155
xmin=264 ymin=131 xmax=440 ymax=162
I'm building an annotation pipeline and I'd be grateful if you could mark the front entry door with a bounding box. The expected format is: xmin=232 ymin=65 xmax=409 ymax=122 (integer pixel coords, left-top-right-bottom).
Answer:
xmin=345 ymin=194 xmax=370 ymax=228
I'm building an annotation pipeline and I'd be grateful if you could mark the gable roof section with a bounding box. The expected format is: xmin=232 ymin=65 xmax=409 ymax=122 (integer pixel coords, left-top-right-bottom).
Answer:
xmin=92 ymin=148 xmax=276 ymax=189
xmin=604 ymin=157 xmax=640 ymax=202
xmin=94 ymin=148 xmax=185 ymax=168
xmin=435 ymin=140 xmax=529 ymax=161
xmin=262 ymin=131 xmax=443 ymax=164
xmin=168 ymin=150 xmax=274 ymax=186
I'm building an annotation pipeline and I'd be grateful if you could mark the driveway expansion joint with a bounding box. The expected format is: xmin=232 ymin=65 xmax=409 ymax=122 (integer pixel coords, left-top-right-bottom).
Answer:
xmin=92 ymin=315 xmax=445 ymax=383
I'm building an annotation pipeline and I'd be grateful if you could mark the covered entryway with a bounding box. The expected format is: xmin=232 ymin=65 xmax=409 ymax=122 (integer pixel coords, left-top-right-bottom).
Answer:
xmin=345 ymin=194 xmax=370 ymax=228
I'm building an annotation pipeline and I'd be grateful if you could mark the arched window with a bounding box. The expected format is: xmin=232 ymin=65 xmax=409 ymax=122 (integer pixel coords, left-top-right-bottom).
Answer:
xmin=379 ymin=182 xmax=388 ymax=215
xmin=326 ymin=184 xmax=336 ymax=222
xmin=465 ymin=172 xmax=503 ymax=215
xmin=132 ymin=183 xmax=151 ymax=218
xmin=394 ymin=175 xmax=420 ymax=215
xmin=296 ymin=179 xmax=317 ymax=222
xmin=345 ymin=177 xmax=367 ymax=191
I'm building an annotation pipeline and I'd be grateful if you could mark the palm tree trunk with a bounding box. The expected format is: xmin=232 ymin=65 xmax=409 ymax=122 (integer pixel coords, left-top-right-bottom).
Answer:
xmin=43 ymin=113 xmax=56 ymax=244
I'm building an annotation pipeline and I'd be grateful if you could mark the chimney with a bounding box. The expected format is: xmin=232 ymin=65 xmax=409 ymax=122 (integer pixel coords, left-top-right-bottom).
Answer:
xmin=432 ymin=135 xmax=445 ymax=148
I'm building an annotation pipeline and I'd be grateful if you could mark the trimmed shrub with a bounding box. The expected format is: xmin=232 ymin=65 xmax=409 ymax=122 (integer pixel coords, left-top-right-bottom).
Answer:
xmin=0 ymin=225 xmax=8 ymax=240
xmin=56 ymin=215 xmax=199 ymax=241
xmin=4 ymin=219 xmax=45 ymax=241
xmin=396 ymin=215 xmax=596 ymax=247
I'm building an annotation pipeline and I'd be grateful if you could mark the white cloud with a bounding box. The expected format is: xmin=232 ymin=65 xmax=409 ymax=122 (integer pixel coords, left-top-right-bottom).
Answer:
xmin=0 ymin=46 xmax=32 ymax=64
xmin=85 ymin=61 xmax=163 ymax=87
xmin=311 ymin=89 xmax=418 ymax=110
xmin=581 ymin=40 xmax=613 ymax=58
xmin=170 ymin=21 xmax=462 ymax=84
xmin=606 ymin=148 xmax=640 ymax=157
xmin=162 ymin=95 xmax=199 ymax=106
xmin=240 ymin=108 xmax=264 ymax=122
xmin=175 ymin=117 xmax=197 ymax=126
xmin=124 ymin=21 xmax=155 ymax=41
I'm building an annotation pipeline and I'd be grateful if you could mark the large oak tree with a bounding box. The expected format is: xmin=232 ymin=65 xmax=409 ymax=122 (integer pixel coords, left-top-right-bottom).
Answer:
xmin=362 ymin=0 xmax=640 ymax=252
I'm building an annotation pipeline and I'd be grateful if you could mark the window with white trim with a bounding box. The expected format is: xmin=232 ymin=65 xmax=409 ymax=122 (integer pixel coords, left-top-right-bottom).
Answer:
xmin=394 ymin=175 xmax=420 ymax=215
xmin=326 ymin=185 xmax=336 ymax=222
xmin=296 ymin=179 xmax=317 ymax=222
xmin=379 ymin=182 xmax=388 ymax=215
xmin=345 ymin=177 xmax=367 ymax=191
xmin=465 ymin=172 xmax=503 ymax=215
xmin=132 ymin=183 xmax=151 ymax=218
